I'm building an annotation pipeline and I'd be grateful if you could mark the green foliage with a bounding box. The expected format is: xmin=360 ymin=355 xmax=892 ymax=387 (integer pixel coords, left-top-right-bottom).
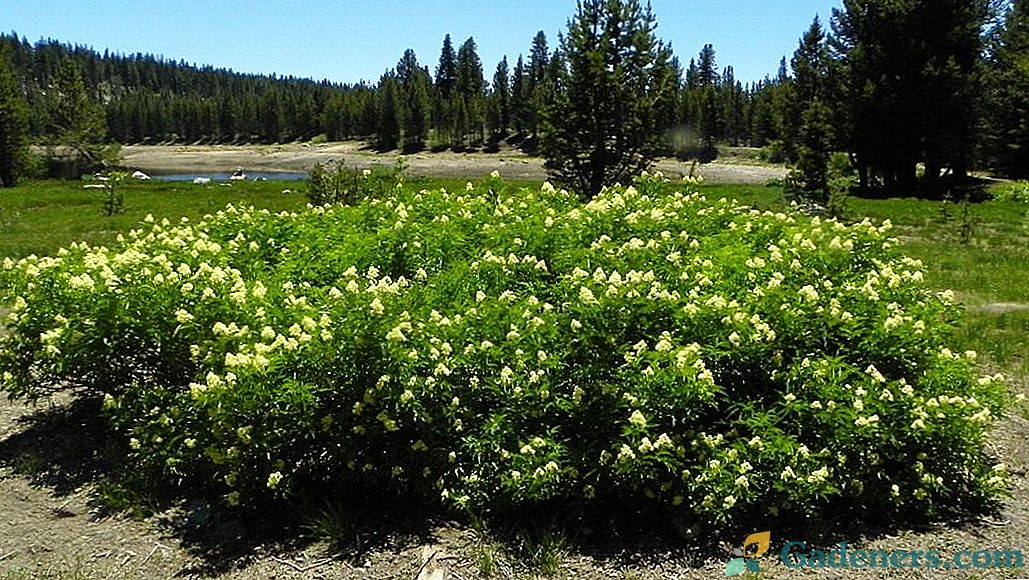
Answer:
xmin=983 ymin=0 xmax=1029 ymax=178
xmin=794 ymin=99 xmax=834 ymax=201
xmin=541 ymin=0 xmax=677 ymax=199
xmin=518 ymin=529 xmax=567 ymax=576
xmin=376 ymin=75 xmax=404 ymax=151
xmin=989 ymin=181 xmax=1029 ymax=204
xmin=396 ymin=49 xmax=432 ymax=151
xmin=306 ymin=159 xmax=407 ymax=206
xmin=833 ymin=0 xmax=988 ymax=193
xmin=100 ymin=172 xmax=126 ymax=216
xmin=487 ymin=57 xmax=512 ymax=138
xmin=44 ymin=59 xmax=117 ymax=177
xmin=0 ymin=173 xmax=1009 ymax=529
xmin=0 ymin=179 xmax=308 ymax=259
xmin=0 ymin=50 xmax=30 ymax=188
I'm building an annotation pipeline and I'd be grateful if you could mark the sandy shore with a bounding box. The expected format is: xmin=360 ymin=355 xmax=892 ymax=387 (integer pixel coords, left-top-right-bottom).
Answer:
xmin=120 ymin=143 xmax=787 ymax=184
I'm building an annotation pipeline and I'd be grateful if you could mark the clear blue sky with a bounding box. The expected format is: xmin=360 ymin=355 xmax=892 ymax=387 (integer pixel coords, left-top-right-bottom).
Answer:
xmin=3 ymin=1 xmax=842 ymax=85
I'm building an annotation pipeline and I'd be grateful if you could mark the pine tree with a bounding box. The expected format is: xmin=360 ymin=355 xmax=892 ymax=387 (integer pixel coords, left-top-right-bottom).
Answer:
xmin=778 ymin=16 xmax=833 ymax=163
xmin=795 ymin=98 xmax=834 ymax=200
xmin=695 ymin=45 xmax=721 ymax=150
xmin=376 ymin=74 xmax=403 ymax=151
xmin=0 ymin=49 xmax=30 ymax=187
xmin=510 ymin=55 xmax=528 ymax=135
xmin=434 ymin=35 xmax=458 ymax=98
xmin=433 ymin=35 xmax=459 ymax=148
xmin=396 ymin=49 xmax=431 ymax=150
xmin=456 ymin=37 xmax=485 ymax=146
xmin=833 ymin=0 xmax=988 ymax=193
xmin=525 ymin=31 xmax=551 ymax=135
xmin=984 ymin=0 xmax=1029 ymax=177
xmin=488 ymin=56 xmax=511 ymax=137
xmin=45 ymin=58 xmax=112 ymax=176
xmin=541 ymin=0 xmax=676 ymax=199
xmin=696 ymin=44 xmax=719 ymax=87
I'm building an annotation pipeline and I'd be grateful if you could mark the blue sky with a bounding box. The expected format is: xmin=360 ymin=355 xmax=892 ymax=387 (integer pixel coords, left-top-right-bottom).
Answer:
xmin=4 ymin=1 xmax=842 ymax=85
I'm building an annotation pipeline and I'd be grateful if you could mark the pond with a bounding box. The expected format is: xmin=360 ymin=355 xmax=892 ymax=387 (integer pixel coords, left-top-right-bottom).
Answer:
xmin=152 ymin=171 xmax=307 ymax=182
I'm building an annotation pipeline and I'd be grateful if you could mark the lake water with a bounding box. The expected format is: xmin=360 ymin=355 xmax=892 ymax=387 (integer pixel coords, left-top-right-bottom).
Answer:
xmin=153 ymin=171 xmax=307 ymax=182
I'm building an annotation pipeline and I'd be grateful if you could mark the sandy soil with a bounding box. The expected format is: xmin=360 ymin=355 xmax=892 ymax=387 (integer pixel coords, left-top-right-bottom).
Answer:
xmin=120 ymin=143 xmax=787 ymax=185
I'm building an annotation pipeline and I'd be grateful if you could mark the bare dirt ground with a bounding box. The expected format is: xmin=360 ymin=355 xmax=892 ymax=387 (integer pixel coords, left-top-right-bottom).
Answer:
xmin=120 ymin=143 xmax=786 ymax=184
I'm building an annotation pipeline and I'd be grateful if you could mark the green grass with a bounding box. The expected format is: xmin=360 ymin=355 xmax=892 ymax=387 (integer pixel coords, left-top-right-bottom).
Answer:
xmin=0 ymin=179 xmax=309 ymax=258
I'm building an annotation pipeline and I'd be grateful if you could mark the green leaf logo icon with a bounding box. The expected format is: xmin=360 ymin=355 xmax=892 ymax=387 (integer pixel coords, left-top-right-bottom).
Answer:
xmin=724 ymin=557 xmax=747 ymax=576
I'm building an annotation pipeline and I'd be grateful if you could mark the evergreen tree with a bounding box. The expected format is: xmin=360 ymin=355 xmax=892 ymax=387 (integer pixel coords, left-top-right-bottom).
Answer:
xmin=696 ymin=44 xmax=719 ymax=86
xmin=46 ymin=58 xmax=112 ymax=175
xmin=376 ymin=74 xmax=403 ymax=151
xmin=779 ymin=16 xmax=833 ymax=162
xmin=434 ymin=34 xmax=458 ymax=98
xmin=684 ymin=58 xmax=699 ymax=89
xmin=695 ymin=45 xmax=721 ymax=150
xmin=488 ymin=56 xmax=511 ymax=137
xmin=984 ymin=0 xmax=1029 ymax=177
xmin=456 ymin=37 xmax=486 ymax=146
xmin=432 ymin=35 xmax=459 ymax=148
xmin=525 ymin=31 xmax=551 ymax=134
xmin=795 ymin=98 xmax=834 ymax=200
xmin=832 ymin=0 xmax=988 ymax=193
xmin=541 ymin=0 xmax=676 ymax=199
xmin=793 ymin=17 xmax=830 ymax=107
xmin=510 ymin=55 xmax=528 ymax=135
xmin=0 ymin=49 xmax=30 ymax=187
xmin=396 ymin=49 xmax=431 ymax=150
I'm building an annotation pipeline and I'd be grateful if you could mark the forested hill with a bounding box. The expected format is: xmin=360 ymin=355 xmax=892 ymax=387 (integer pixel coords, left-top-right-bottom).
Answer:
xmin=0 ymin=31 xmax=784 ymax=153
xmin=0 ymin=32 xmax=355 ymax=144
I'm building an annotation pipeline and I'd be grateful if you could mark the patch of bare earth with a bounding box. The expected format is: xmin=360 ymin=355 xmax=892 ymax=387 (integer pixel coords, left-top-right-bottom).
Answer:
xmin=970 ymin=303 xmax=1029 ymax=315
xmin=120 ymin=143 xmax=786 ymax=185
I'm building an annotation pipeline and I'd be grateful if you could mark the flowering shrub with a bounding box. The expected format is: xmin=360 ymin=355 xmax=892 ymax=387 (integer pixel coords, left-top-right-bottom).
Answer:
xmin=0 ymin=173 xmax=1008 ymax=525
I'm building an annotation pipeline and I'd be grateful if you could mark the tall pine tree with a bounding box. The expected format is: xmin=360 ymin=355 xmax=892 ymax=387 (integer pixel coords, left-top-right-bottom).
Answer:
xmin=833 ymin=0 xmax=988 ymax=193
xmin=0 ymin=49 xmax=30 ymax=187
xmin=984 ymin=0 xmax=1029 ymax=177
xmin=456 ymin=37 xmax=485 ymax=147
xmin=488 ymin=56 xmax=511 ymax=137
xmin=46 ymin=58 xmax=112 ymax=175
xmin=396 ymin=49 xmax=431 ymax=150
xmin=541 ymin=0 xmax=676 ymax=199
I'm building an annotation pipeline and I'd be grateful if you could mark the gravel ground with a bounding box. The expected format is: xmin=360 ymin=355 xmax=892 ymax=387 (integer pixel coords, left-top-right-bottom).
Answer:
xmin=119 ymin=143 xmax=787 ymax=185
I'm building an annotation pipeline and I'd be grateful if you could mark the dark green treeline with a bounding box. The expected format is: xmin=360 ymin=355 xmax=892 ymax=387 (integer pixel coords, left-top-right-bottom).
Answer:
xmin=0 ymin=31 xmax=780 ymax=154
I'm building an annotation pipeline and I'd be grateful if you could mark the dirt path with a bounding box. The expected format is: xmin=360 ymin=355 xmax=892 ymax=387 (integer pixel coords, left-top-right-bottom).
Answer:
xmin=120 ymin=143 xmax=786 ymax=185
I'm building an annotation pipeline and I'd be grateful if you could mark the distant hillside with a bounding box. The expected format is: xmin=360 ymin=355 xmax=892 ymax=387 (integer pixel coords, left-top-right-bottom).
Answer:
xmin=0 ymin=31 xmax=784 ymax=154
xmin=0 ymin=32 xmax=372 ymax=144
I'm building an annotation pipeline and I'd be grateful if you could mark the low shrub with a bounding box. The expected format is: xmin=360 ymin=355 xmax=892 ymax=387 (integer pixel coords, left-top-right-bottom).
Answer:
xmin=989 ymin=181 xmax=1029 ymax=204
xmin=0 ymin=173 xmax=1008 ymax=526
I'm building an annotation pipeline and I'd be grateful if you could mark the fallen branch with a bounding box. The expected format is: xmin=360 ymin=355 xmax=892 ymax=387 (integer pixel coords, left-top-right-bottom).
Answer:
xmin=272 ymin=556 xmax=334 ymax=573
